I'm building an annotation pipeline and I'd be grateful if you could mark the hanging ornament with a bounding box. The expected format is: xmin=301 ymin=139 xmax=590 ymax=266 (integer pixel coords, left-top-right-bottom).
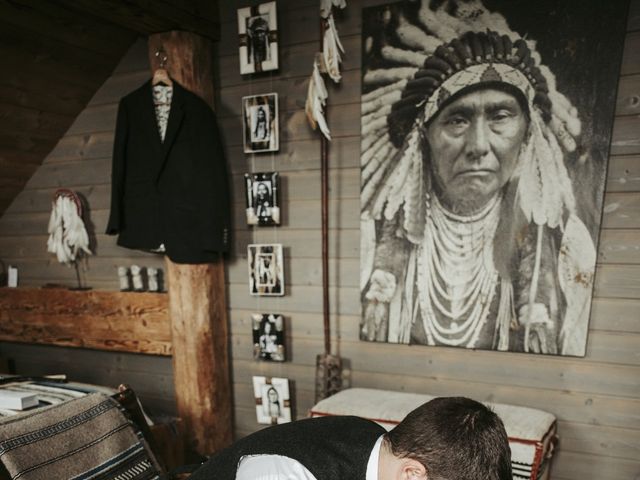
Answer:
xmin=323 ymin=13 xmax=345 ymax=83
xmin=320 ymin=0 xmax=346 ymax=19
xmin=46 ymin=189 xmax=92 ymax=265
xmin=305 ymin=59 xmax=331 ymax=140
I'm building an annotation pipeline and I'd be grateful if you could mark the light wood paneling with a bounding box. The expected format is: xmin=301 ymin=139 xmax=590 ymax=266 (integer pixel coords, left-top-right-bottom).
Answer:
xmin=0 ymin=287 xmax=171 ymax=355
xmin=605 ymin=154 xmax=640 ymax=192
xmin=217 ymin=4 xmax=640 ymax=478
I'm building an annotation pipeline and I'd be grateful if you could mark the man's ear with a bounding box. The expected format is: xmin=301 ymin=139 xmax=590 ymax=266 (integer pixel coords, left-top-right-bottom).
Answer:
xmin=401 ymin=459 xmax=427 ymax=480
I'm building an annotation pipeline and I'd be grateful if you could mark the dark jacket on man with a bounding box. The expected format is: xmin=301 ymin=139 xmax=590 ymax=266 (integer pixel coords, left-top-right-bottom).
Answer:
xmin=189 ymin=416 xmax=386 ymax=480
xmin=106 ymin=80 xmax=231 ymax=263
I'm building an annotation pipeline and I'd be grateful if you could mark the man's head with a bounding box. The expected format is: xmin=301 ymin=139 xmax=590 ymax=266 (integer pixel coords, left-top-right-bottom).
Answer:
xmin=382 ymin=30 xmax=581 ymax=221
xmin=380 ymin=397 xmax=511 ymax=480
xmin=424 ymin=86 xmax=528 ymax=214
xmin=388 ymin=31 xmax=551 ymax=150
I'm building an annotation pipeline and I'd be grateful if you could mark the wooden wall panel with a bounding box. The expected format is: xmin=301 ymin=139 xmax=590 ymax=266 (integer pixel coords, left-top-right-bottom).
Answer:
xmin=0 ymin=38 xmax=177 ymax=414
xmin=0 ymin=342 xmax=176 ymax=415
xmin=213 ymin=3 xmax=640 ymax=479
xmin=0 ymin=1 xmax=638 ymax=477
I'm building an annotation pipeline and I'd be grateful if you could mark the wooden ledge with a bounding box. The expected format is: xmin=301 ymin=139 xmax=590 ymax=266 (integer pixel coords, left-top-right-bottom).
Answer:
xmin=0 ymin=287 xmax=171 ymax=355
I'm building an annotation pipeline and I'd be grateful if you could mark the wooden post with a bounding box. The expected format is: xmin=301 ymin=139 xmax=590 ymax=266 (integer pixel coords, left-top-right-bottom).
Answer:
xmin=147 ymin=31 xmax=232 ymax=455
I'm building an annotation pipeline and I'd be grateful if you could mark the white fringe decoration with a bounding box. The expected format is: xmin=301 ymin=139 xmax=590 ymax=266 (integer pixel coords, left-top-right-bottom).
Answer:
xmin=47 ymin=194 xmax=91 ymax=265
xmin=304 ymin=1 xmax=347 ymax=139
xmin=305 ymin=60 xmax=331 ymax=140
xmin=323 ymin=13 xmax=345 ymax=82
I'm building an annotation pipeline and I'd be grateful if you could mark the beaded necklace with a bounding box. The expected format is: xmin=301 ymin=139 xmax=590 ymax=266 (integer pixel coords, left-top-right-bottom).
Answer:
xmin=416 ymin=193 xmax=502 ymax=347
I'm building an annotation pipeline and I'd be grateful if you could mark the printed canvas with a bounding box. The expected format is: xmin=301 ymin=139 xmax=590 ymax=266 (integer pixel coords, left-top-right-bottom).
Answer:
xmin=359 ymin=0 xmax=628 ymax=356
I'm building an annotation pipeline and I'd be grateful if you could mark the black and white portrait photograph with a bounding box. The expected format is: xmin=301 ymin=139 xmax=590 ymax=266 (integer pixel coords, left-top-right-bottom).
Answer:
xmin=248 ymin=243 xmax=284 ymax=296
xmin=245 ymin=172 xmax=280 ymax=226
xmin=238 ymin=1 xmax=279 ymax=74
xmin=252 ymin=313 xmax=285 ymax=361
xmin=243 ymin=93 xmax=279 ymax=153
xmin=359 ymin=0 xmax=628 ymax=357
xmin=252 ymin=376 xmax=291 ymax=425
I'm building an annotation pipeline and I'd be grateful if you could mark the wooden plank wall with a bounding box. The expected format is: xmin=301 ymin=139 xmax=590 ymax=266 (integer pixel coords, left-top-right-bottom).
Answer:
xmin=0 ymin=39 xmax=177 ymax=415
xmin=216 ymin=2 xmax=640 ymax=478
xmin=0 ymin=1 xmax=637 ymax=477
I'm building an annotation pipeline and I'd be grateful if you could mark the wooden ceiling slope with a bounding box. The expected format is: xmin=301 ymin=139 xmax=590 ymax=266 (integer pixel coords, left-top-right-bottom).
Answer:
xmin=0 ymin=0 xmax=220 ymax=217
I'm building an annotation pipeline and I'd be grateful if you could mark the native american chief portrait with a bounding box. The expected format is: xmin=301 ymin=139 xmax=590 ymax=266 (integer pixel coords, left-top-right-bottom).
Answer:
xmin=359 ymin=0 xmax=627 ymax=356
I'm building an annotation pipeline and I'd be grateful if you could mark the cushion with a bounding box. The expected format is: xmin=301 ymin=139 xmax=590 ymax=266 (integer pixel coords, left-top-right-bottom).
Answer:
xmin=310 ymin=388 xmax=556 ymax=480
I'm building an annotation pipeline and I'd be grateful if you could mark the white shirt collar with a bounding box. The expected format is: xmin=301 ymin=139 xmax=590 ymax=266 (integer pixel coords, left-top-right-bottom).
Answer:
xmin=366 ymin=435 xmax=385 ymax=480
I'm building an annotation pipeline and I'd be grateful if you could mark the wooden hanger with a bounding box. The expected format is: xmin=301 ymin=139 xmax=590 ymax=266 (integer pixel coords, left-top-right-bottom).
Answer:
xmin=152 ymin=48 xmax=173 ymax=87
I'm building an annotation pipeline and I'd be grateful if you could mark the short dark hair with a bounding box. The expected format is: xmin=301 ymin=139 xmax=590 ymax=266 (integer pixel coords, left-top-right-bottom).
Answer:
xmin=386 ymin=397 xmax=512 ymax=480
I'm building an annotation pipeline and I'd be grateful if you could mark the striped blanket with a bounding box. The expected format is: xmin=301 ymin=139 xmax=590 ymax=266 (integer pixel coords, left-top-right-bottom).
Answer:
xmin=0 ymin=393 xmax=161 ymax=480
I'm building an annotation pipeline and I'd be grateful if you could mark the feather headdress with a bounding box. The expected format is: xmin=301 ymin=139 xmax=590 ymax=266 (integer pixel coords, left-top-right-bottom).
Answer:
xmin=360 ymin=0 xmax=582 ymax=241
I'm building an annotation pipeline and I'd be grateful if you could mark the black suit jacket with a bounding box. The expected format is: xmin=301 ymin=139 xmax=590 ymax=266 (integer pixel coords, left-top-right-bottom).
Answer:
xmin=106 ymin=80 xmax=231 ymax=263
xmin=189 ymin=416 xmax=385 ymax=480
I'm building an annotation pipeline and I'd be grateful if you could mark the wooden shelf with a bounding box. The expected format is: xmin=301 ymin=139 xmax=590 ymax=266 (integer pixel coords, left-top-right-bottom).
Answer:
xmin=0 ymin=287 xmax=171 ymax=356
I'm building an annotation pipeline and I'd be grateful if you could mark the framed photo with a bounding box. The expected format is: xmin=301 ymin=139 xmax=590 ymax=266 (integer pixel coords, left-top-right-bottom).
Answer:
xmin=243 ymin=93 xmax=279 ymax=153
xmin=252 ymin=313 xmax=285 ymax=361
xmin=252 ymin=376 xmax=291 ymax=425
xmin=245 ymin=172 xmax=280 ymax=226
xmin=238 ymin=1 xmax=278 ymax=74
xmin=358 ymin=1 xmax=628 ymax=357
xmin=248 ymin=244 xmax=284 ymax=296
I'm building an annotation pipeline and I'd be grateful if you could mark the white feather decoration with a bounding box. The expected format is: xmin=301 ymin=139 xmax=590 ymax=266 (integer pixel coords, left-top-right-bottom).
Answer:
xmin=362 ymin=89 xmax=403 ymax=116
xmin=363 ymin=67 xmax=419 ymax=86
xmin=418 ymin=0 xmax=457 ymax=42
xmin=323 ymin=13 xmax=345 ymax=82
xmin=362 ymin=144 xmax=393 ymax=184
xmin=361 ymin=79 xmax=407 ymax=103
xmin=396 ymin=14 xmax=440 ymax=53
xmin=320 ymin=0 xmax=346 ymax=19
xmin=516 ymin=112 xmax=577 ymax=228
xmin=377 ymin=126 xmax=423 ymax=226
xmin=47 ymin=193 xmax=92 ymax=265
xmin=401 ymin=130 xmax=426 ymax=244
xmin=380 ymin=45 xmax=427 ymax=67
xmin=557 ymin=214 xmax=596 ymax=356
xmin=361 ymin=133 xmax=390 ymax=167
xmin=305 ymin=60 xmax=331 ymax=140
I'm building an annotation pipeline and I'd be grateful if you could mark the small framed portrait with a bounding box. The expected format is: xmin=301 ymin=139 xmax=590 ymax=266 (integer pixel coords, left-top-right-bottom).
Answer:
xmin=238 ymin=1 xmax=278 ymax=75
xmin=248 ymin=244 xmax=284 ymax=296
xmin=252 ymin=313 xmax=285 ymax=361
xmin=243 ymin=93 xmax=278 ymax=153
xmin=245 ymin=172 xmax=280 ymax=226
xmin=252 ymin=376 xmax=291 ymax=425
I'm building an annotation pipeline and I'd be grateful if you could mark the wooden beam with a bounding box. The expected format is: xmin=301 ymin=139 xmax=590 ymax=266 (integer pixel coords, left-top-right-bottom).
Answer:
xmin=0 ymin=287 xmax=171 ymax=355
xmin=147 ymin=31 xmax=232 ymax=455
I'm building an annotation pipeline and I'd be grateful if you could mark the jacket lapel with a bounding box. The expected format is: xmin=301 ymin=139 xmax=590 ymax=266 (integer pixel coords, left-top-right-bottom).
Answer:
xmin=154 ymin=82 xmax=185 ymax=182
